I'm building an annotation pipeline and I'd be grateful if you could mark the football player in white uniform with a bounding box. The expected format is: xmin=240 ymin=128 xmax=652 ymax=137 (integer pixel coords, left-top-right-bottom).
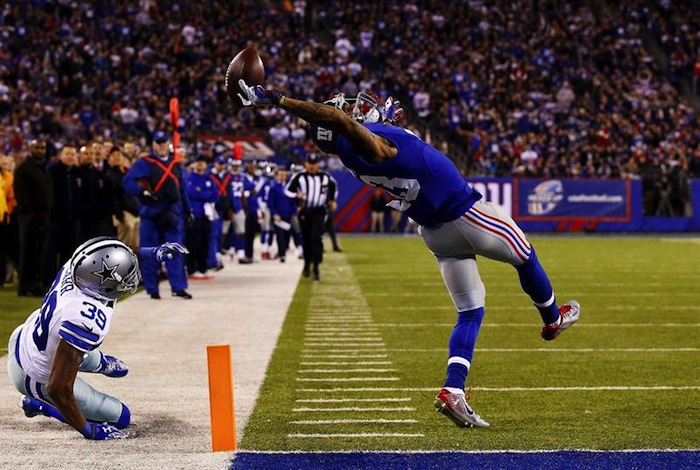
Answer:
xmin=7 ymin=237 xmax=187 ymax=440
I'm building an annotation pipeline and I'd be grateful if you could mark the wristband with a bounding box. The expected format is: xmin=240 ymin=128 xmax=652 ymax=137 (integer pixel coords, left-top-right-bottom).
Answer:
xmin=278 ymin=95 xmax=286 ymax=107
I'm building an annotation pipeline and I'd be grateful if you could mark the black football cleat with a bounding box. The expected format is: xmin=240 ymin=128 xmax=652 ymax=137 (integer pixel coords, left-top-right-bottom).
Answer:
xmin=149 ymin=292 xmax=161 ymax=300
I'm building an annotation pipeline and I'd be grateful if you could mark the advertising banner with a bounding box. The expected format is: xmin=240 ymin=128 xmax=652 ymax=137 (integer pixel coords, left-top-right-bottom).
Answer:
xmin=514 ymin=178 xmax=631 ymax=222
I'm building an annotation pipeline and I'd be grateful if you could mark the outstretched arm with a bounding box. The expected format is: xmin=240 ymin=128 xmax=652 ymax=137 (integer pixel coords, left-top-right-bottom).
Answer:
xmin=238 ymin=80 xmax=396 ymax=163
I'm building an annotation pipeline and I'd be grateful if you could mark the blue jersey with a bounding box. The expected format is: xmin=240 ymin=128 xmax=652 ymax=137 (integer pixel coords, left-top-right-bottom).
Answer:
xmin=336 ymin=123 xmax=482 ymax=227
xmin=185 ymin=171 xmax=218 ymax=217
xmin=268 ymin=179 xmax=297 ymax=219
xmin=227 ymin=172 xmax=245 ymax=212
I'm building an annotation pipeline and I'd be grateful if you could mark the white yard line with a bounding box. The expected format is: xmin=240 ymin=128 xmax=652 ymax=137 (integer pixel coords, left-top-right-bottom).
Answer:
xmin=298 ymin=369 xmax=397 ymax=373
xmin=295 ymin=398 xmax=410 ymax=403
xmin=292 ymin=407 xmax=415 ymax=412
xmin=297 ymin=377 xmax=401 ymax=382
xmin=297 ymin=386 xmax=700 ymax=392
xmin=289 ymin=419 xmax=417 ymax=424
xmin=288 ymin=433 xmax=424 ymax=438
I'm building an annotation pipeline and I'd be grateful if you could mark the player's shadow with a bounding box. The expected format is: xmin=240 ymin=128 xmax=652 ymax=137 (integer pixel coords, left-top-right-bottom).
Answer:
xmin=128 ymin=413 xmax=197 ymax=438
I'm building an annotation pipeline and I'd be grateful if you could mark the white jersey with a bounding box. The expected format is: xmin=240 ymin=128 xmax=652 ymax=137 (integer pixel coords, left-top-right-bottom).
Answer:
xmin=17 ymin=262 xmax=115 ymax=384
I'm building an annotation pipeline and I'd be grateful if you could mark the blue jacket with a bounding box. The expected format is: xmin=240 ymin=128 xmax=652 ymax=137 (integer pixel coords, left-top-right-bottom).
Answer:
xmin=268 ymin=180 xmax=297 ymax=220
xmin=123 ymin=153 xmax=189 ymax=218
xmin=185 ymin=171 xmax=219 ymax=217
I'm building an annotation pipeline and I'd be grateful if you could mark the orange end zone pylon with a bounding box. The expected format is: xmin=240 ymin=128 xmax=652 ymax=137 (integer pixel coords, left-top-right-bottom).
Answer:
xmin=206 ymin=344 xmax=236 ymax=452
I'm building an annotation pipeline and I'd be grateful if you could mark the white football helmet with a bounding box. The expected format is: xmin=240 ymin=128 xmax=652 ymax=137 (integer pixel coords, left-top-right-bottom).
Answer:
xmin=70 ymin=237 xmax=141 ymax=301
xmin=325 ymin=91 xmax=382 ymax=124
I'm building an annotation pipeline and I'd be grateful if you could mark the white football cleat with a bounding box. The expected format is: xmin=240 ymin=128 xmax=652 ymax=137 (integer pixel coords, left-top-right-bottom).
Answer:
xmin=434 ymin=388 xmax=490 ymax=428
xmin=541 ymin=300 xmax=581 ymax=341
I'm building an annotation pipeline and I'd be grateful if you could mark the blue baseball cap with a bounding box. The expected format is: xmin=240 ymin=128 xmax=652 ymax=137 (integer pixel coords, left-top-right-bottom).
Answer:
xmin=152 ymin=130 xmax=170 ymax=143
xmin=215 ymin=155 xmax=228 ymax=164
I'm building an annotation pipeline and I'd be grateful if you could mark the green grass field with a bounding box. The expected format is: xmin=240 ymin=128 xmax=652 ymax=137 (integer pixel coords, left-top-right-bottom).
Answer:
xmin=0 ymin=285 xmax=43 ymax=356
xmin=241 ymin=236 xmax=700 ymax=451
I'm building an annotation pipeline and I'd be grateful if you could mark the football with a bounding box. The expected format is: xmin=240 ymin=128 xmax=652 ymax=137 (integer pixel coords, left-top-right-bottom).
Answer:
xmin=225 ymin=46 xmax=265 ymax=104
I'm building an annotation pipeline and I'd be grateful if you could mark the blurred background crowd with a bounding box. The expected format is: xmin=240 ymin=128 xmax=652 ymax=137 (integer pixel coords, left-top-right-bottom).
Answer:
xmin=1 ymin=0 xmax=700 ymax=285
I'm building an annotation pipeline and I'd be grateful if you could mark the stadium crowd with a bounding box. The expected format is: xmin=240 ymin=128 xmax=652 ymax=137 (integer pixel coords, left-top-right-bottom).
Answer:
xmin=2 ymin=0 xmax=700 ymax=291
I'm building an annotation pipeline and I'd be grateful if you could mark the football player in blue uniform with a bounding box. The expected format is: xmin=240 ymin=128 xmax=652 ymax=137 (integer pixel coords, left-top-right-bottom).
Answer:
xmin=208 ymin=156 xmax=232 ymax=271
xmin=226 ymin=159 xmax=247 ymax=261
xmin=238 ymin=80 xmax=581 ymax=428
xmin=7 ymin=237 xmax=187 ymax=439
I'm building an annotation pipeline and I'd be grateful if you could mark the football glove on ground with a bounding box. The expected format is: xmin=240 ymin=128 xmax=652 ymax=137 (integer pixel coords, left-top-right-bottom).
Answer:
xmin=237 ymin=79 xmax=284 ymax=107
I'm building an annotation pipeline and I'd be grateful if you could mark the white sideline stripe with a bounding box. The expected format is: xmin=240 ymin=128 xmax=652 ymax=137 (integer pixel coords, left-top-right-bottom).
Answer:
xmin=298 ymin=369 xmax=397 ymax=373
xmin=289 ymin=419 xmax=418 ymax=424
xmin=297 ymin=377 xmax=400 ymax=382
xmin=301 ymin=354 xmax=389 ymax=358
xmin=295 ymin=398 xmax=410 ymax=403
xmin=297 ymin=386 xmax=700 ymax=392
xmin=293 ymin=407 xmax=415 ymax=412
xmin=288 ymin=433 xmax=424 ymax=438
xmin=300 ymin=362 xmax=392 ymax=365
xmin=304 ymin=343 xmax=386 ymax=347
xmin=375 ymin=323 xmax=700 ymax=328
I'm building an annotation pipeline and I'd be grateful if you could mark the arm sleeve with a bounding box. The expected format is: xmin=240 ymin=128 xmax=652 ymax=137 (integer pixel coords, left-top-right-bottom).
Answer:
xmin=123 ymin=159 xmax=150 ymax=196
xmin=58 ymin=321 xmax=104 ymax=353
xmin=284 ymin=174 xmax=299 ymax=198
xmin=328 ymin=174 xmax=338 ymax=201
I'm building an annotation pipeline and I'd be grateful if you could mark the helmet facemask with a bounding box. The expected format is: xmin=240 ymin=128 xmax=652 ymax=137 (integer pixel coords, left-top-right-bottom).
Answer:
xmin=326 ymin=92 xmax=382 ymax=124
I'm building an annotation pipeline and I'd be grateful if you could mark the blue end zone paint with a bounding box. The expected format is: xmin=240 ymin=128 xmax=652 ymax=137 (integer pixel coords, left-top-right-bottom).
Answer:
xmin=231 ymin=450 xmax=700 ymax=470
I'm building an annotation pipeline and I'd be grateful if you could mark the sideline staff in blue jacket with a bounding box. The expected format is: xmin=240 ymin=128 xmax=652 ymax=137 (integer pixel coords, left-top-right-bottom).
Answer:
xmin=123 ymin=130 xmax=192 ymax=299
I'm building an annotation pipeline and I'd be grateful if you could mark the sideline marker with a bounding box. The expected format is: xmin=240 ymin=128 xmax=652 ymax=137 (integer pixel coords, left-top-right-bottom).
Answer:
xmin=207 ymin=344 xmax=236 ymax=451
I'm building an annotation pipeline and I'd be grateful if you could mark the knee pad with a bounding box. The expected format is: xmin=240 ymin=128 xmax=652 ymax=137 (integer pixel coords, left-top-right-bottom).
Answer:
xmin=114 ymin=403 xmax=131 ymax=429
xmin=450 ymin=280 xmax=486 ymax=312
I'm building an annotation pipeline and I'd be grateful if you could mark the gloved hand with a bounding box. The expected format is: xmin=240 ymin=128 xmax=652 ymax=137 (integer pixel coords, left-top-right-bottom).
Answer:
xmin=237 ymin=79 xmax=284 ymax=107
xmin=80 ymin=422 xmax=126 ymax=440
xmin=140 ymin=189 xmax=159 ymax=204
xmin=156 ymin=242 xmax=189 ymax=262
xmin=382 ymin=97 xmax=404 ymax=124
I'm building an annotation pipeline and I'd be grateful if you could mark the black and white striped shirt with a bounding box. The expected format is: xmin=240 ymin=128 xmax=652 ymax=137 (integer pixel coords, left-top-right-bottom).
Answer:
xmin=284 ymin=171 xmax=337 ymax=211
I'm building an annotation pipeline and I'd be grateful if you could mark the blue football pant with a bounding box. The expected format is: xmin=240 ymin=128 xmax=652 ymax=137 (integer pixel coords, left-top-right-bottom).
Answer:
xmin=139 ymin=216 xmax=187 ymax=293
xmin=208 ymin=216 xmax=223 ymax=268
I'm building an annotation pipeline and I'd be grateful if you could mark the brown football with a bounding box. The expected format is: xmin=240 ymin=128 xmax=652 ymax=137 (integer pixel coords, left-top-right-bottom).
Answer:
xmin=225 ymin=46 xmax=265 ymax=104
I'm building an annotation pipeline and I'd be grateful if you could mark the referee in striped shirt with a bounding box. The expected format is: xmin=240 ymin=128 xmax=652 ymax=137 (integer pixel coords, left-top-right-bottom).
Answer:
xmin=284 ymin=154 xmax=337 ymax=281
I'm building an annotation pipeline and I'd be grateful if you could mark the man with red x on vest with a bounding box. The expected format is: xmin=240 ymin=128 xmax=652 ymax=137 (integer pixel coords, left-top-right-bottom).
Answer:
xmin=123 ymin=130 xmax=192 ymax=299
